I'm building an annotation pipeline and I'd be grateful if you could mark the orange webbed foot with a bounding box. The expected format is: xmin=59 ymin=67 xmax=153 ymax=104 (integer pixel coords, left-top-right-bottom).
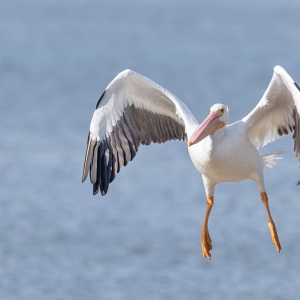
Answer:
xmin=201 ymin=227 xmax=213 ymax=259
xmin=268 ymin=222 xmax=281 ymax=252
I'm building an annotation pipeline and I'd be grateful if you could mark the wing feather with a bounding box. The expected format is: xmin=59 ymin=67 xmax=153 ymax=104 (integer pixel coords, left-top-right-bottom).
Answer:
xmin=83 ymin=69 xmax=198 ymax=195
xmin=293 ymin=108 xmax=300 ymax=163
xmin=90 ymin=142 xmax=99 ymax=184
xmin=82 ymin=135 xmax=96 ymax=182
xmin=242 ymin=66 xmax=300 ymax=158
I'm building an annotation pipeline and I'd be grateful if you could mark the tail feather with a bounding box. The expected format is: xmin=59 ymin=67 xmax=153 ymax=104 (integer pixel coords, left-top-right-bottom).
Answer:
xmin=261 ymin=149 xmax=284 ymax=169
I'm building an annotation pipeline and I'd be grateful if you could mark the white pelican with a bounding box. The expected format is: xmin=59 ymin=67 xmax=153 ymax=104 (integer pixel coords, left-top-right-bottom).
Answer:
xmin=82 ymin=66 xmax=300 ymax=258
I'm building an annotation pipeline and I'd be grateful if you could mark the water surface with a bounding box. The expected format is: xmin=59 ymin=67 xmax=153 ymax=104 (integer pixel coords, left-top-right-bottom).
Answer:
xmin=1 ymin=1 xmax=300 ymax=299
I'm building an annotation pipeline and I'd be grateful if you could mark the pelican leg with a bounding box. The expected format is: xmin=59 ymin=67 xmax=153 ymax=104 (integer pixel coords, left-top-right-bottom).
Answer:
xmin=201 ymin=196 xmax=214 ymax=259
xmin=260 ymin=192 xmax=281 ymax=252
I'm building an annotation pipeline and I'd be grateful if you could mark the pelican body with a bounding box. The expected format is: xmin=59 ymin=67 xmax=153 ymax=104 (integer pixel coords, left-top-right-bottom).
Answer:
xmin=83 ymin=66 xmax=300 ymax=258
xmin=189 ymin=117 xmax=263 ymax=185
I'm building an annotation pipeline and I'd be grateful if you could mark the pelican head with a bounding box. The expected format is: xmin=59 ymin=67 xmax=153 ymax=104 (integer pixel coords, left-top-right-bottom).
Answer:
xmin=188 ymin=103 xmax=228 ymax=147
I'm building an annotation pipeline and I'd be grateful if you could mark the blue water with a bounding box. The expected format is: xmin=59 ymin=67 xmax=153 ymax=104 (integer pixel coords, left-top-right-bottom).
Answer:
xmin=1 ymin=0 xmax=300 ymax=299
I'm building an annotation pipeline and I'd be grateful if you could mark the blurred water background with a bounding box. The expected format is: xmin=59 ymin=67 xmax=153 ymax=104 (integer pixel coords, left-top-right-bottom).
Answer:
xmin=1 ymin=0 xmax=300 ymax=299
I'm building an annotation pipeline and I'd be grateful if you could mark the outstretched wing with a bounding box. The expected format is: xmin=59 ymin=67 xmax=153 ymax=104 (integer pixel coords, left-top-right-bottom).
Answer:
xmin=242 ymin=66 xmax=300 ymax=166
xmin=82 ymin=69 xmax=199 ymax=195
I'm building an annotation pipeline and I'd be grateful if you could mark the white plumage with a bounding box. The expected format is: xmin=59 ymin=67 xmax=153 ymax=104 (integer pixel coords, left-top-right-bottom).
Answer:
xmin=83 ymin=66 xmax=300 ymax=258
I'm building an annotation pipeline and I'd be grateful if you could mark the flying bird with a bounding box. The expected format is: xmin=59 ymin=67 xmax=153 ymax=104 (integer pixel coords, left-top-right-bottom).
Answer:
xmin=82 ymin=66 xmax=300 ymax=258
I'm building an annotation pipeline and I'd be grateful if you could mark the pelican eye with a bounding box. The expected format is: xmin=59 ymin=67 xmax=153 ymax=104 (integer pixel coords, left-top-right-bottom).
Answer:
xmin=220 ymin=107 xmax=224 ymax=115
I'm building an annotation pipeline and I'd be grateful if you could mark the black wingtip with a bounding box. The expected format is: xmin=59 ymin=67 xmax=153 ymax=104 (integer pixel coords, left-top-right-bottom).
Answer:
xmin=296 ymin=180 xmax=300 ymax=186
xmin=93 ymin=185 xmax=100 ymax=195
xmin=294 ymin=82 xmax=300 ymax=92
xmin=96 ymin=90 xmax=106 ymax=109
